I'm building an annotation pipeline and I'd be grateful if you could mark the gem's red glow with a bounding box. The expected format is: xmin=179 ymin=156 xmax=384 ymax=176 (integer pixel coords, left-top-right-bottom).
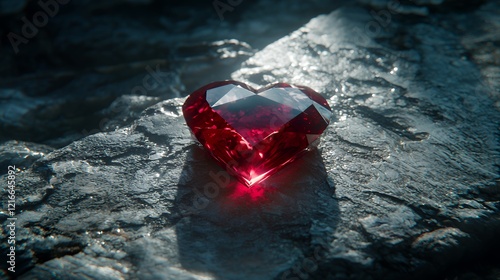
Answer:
xmin=182 ymin=81 xmax=332 ymax=187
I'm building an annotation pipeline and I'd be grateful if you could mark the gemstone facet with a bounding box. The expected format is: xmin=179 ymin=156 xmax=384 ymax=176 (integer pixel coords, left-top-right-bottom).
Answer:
xmin=182 ymin=81 xmax=332 ymax=187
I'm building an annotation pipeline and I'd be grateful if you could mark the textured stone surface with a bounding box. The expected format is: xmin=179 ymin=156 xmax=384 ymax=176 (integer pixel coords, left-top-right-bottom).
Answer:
xmin=0 ymin=141 xmax=53 ymax=175
xmin=0 ymin=0 xmax=342 ymax=147
xmin=232 ymin=5 xmax=500 ymax=277
xmin=1 ymin=1 xmax=500 ymax=280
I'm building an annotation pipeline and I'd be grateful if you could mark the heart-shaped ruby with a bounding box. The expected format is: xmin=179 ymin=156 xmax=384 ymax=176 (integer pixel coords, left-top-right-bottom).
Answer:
xmin=182 ymin=81 xmax=332 ymax=187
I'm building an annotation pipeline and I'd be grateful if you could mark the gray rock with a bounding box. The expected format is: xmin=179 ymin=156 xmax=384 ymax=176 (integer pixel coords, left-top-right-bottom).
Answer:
xmin=0 ymin=67 xmax=183 ymax=147
xmin=232 ymin=5 xmax=500 ymax=279
xmin=0 ymin=0 xmax=344 ymax=146
xmin=460 ymin=0 xmax=500 ymax=109
xmin=1 ymin=3 xmax=500 ymax=280
xmin=0 ymin=140 xmax=53 ymax=174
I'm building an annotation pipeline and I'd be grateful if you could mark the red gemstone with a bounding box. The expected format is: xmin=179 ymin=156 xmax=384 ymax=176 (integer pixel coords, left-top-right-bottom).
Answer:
xmin=182 ymin=81 xmax=332 ymax=187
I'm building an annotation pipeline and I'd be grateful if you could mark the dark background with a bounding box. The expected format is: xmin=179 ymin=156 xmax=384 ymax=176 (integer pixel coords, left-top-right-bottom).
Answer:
xmin=0 ymin=0 xmax=500 ymax=279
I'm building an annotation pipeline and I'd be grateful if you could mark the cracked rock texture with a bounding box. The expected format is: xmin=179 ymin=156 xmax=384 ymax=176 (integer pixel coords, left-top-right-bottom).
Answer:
xmin=1 ymin=1 xmax=500 ymax=279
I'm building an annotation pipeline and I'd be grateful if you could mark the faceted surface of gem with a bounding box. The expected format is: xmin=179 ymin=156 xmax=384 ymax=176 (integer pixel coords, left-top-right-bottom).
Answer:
xmin=182 ymin=81 xmax=332 ymax=186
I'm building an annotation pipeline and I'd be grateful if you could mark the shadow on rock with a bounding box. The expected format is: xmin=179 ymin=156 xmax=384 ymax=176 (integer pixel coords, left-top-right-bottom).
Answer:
xmin=174 ymin=145 xmax=339 ymax=279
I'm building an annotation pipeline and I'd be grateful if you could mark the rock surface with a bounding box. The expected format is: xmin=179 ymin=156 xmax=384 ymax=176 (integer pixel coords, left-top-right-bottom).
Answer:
xmin=1 ymin=1 xmax=500 ymax=280
xmin=0 ymin=0 xmax=343 ymax=147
